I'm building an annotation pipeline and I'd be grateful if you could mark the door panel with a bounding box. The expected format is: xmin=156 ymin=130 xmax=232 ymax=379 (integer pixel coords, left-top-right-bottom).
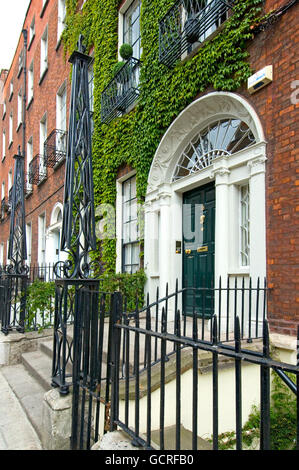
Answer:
xmin=183 ymin=182 xmax=215 ymax=318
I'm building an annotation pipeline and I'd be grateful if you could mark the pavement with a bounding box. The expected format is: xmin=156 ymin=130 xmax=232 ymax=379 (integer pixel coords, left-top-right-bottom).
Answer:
xmin=0 ymin=369 xmax=42 ymax=451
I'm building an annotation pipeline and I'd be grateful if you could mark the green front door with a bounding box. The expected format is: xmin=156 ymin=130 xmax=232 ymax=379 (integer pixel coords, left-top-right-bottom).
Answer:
xmin=183 ymin=182 xmax=215 ymax=318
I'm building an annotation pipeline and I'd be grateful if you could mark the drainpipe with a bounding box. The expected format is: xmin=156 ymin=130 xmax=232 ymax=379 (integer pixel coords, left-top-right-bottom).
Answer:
xmin=22 ymin=29 xmax=27 ymax=163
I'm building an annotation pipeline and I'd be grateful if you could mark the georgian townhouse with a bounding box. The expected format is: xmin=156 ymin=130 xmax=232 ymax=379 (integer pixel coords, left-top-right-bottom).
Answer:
xmin=0 ymin=0 xmax=74 ymax=276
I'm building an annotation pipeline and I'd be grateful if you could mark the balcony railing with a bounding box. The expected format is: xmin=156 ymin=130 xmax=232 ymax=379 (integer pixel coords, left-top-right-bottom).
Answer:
xmin=101 ymin=57 xmax=141 ymax=124
xmin=28 ymin=154 xmax=47 ymax=185
xmin=159 ymin=0 xmax=233 ymax=68
xmin=1 ymin=197 xmax=9 ymax=219
xmin=44 ymin=129 xmax=68 ymax=168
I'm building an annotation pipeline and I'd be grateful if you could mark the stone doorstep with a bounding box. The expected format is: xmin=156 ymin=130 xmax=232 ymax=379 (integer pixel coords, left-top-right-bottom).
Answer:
xmin=93 ymin=339 xmax=263 ymax=401
xmin=0 ymin=328 xmax=54 ymax=367
xmin=269 ymin=333 xmax=297 ymax=352
xmin=91 ymin=426 xmax=213 ymax=451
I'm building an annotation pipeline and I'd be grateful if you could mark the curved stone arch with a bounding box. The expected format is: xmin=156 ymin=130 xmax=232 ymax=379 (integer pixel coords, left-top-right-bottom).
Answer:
xmin=147 ymin=92 xmax=265 ymax=193
xmin=50 ymin=202 xmax=63 ymax=226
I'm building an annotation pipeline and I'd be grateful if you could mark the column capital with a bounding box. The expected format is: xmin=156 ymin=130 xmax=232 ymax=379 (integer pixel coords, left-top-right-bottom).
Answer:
xmin=211 ymin=166 xmax=231 ymax=185
xmin=247 ymin=156 xmax=267 ymax=176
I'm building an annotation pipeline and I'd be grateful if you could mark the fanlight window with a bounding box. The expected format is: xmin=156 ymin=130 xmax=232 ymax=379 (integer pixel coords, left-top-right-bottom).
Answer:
xmin=172 ymin=119 xmax=256 ymax=181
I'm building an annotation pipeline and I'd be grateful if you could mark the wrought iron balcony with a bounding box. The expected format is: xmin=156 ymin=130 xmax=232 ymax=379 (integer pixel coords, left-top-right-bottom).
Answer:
xmin=28 ymin=154 xmax=47 ymax=185
xmin=159 ymin=0 xmax=233 ymax=68
xmin=25 ymin=178 xmax=33 ymax=196
xmin=44 ymin=129 xmax=68 ymax=168
xmin=1 ymin=197 xmax=8 ymax=217
xmin=101 ymin=57 xmax=141 ymax=124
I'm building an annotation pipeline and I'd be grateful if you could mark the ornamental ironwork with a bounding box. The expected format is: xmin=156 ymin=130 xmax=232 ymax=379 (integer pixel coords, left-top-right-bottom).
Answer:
xmin=1 ymin=147 xmax=28 ymax=334
xmin=172 ymin=118 xmax=256 ymax=181
xmin=44 ymin=129 xmax=68 ymax=168
xmin=52 ymin=35 xmax=100 ymax=395
xmin=159 ymin=0 xmax=233 ymax=68
xmin=101 ymin=57 xmax=141 ymax=124
xmin=28 ymin=154 xmax=47 ymax=185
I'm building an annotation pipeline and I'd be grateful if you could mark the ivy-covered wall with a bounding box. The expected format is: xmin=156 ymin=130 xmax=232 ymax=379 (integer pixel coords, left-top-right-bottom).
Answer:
xmin=63 ymin=0 xmax=264 ymax=273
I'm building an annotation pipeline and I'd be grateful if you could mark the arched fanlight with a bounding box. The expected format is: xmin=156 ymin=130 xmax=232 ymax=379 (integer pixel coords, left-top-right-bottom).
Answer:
xmin=172 ymin=118 xmax=256 ymax=181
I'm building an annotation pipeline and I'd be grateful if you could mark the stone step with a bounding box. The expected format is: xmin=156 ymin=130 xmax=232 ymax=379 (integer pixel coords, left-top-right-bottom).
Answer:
xmin=151 ymin=425 xmax=212 ymax=450
xmin=21 ymin=350 xmax=53 ymax=392
xmin=1 ymin=363 xmax=46 ymax=444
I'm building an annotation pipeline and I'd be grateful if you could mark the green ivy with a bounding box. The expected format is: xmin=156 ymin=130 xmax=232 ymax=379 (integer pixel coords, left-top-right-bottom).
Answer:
xmin=63 ymin=0 xmax=265 ymax=272
xmin=100 ymin=269 xmax=147 ymax=312
xmin=214 ymin=371 xmax=297 ymax=450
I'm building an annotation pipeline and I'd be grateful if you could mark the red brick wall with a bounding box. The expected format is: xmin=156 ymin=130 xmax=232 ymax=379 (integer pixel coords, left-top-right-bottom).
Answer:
xmin=244 ymin=1 xmax=299 ymax=335
xmin=0 ymin=0 xmax=71 ymax=266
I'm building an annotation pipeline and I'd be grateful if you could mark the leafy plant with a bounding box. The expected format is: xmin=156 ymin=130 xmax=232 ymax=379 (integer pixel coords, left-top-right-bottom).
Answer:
xmin=25 ymin=280 xmax=55 ymax=332
xmin=214 ymin=370 xmax=297 ymax=450
xmin=112 ymin=61 xmax=126 ymax=76
xmin=99 ymin=269 xmax=147 ymax=312
xmin=119 ymin=43 xmax=133 ymax=60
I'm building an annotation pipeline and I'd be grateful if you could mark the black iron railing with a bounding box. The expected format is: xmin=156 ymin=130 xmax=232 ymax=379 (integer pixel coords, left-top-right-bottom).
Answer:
xmin=159 ymin=0 xmax=232 ymax=68
xmin=110 ymin=299 xmax=299 ymax=451
xmin=44 ymin=129 xmax=68 ymax=168
xmin=68 ymin=277 xmax=288 ymax=451
xmin=0 ymin=263 xmax=63 ymax=334
xmin=101 ymin=57 xmax=141 ymax=124
xmin=28 ymin=154 xmax=47 ymax=185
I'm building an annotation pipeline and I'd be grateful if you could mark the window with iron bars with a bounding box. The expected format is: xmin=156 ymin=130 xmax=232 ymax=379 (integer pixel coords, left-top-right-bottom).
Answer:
xmin=159 ymin=0 xmax=233 ymax=68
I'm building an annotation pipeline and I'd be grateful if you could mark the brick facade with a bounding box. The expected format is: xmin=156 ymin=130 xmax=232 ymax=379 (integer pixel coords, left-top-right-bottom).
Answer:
xmin=0 ymin=0 xmax=298 ymax=335
xmin=244 ymin=0 xmax=299 ymax=334
xmin=0 ymin=0 xmax=71 ymax=266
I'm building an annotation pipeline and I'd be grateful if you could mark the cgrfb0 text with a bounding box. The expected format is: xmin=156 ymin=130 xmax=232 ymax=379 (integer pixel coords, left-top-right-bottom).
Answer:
xmin=149 ymin=455 xmax=194 ymax=465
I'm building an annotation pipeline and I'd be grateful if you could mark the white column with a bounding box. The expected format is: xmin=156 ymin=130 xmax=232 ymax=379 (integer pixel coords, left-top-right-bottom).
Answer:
xmin=248 ymin=156 xmax=267 ymax=283
xmin=159 ymin=192 xmax=172 ymax=296
xmin=213 ymin=164 xmax=231 ymax=333
xmin=213 ymin=165 xmax=231 ymax=281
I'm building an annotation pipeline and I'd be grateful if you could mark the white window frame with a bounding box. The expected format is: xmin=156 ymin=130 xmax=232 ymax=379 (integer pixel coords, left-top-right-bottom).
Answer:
xmin=40 ymin=114 xmax=47 ymax=155
xmin=26 ymin=137 xmax=33 ymax=193
xmin=28 ymin=60 xmax=34 ymax=104
xmin=116 ymin=172 xmax=140 ymax=274
xmin=40 ymin=26 xmax=48 ymax=78
xmin=9 ymin=81 xmax=13 ymax=100
xmin=57 ymin=0 xmax=66 ymax=40
xmin=29 ymin=16 xmax=35 ymax=45
xmin=0 ymin=243 xmax=4 ymax=266
xmin=2 ymin=130 xmax=6 ymax=161
xmin=56 ymin=81 xmax=67 ymax=132
xmin=26 ymin=223 xmax=32 ymax=265
xmin=8 ymin=170 xmax=12 ymax=192
xmin=9 ymin=113 xmax=13 ymax=145
xmin=118 ymin=0 xmax=142 ymax=61
xmin=17 ymin=89 xmax=23 ymax=127
xmin=240 ymin=183 xmax=250 ymax=267
xmin=38 ymin=213 xmax=46 ymax=266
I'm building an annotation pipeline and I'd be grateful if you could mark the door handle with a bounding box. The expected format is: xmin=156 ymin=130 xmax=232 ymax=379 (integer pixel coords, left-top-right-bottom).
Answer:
xmin=185 ymin=249 xmax=191 ymax=255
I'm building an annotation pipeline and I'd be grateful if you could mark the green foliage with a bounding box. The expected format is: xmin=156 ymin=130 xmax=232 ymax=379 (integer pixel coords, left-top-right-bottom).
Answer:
xmin=215 ymin=371 xmax=297 ymax=450
xmin=25 ymin=280 xmax=55 ymax=332
xmin=100 ymin=269 xmax=147 ymax=312
xmin=112 ymin=61 xmax=126 ymax=76
xmin=63 ymin=0 xmax=265 ymax=272
xmin=119 ymin=43 xmax=133 ymax=60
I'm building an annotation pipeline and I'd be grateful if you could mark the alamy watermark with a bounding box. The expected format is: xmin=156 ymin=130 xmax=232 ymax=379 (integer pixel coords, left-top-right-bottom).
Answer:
xmin=291 ymin=80 xmax=299 ymax=104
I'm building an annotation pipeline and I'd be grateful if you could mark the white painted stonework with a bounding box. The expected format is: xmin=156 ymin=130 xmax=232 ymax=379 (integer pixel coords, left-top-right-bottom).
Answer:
xmin=144 ymin=92 xmax=267 ymax=326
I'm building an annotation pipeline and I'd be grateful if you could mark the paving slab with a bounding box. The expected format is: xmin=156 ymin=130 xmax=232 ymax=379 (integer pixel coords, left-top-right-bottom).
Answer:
xmin=0 ymin=369 xmax=42 ymax=450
